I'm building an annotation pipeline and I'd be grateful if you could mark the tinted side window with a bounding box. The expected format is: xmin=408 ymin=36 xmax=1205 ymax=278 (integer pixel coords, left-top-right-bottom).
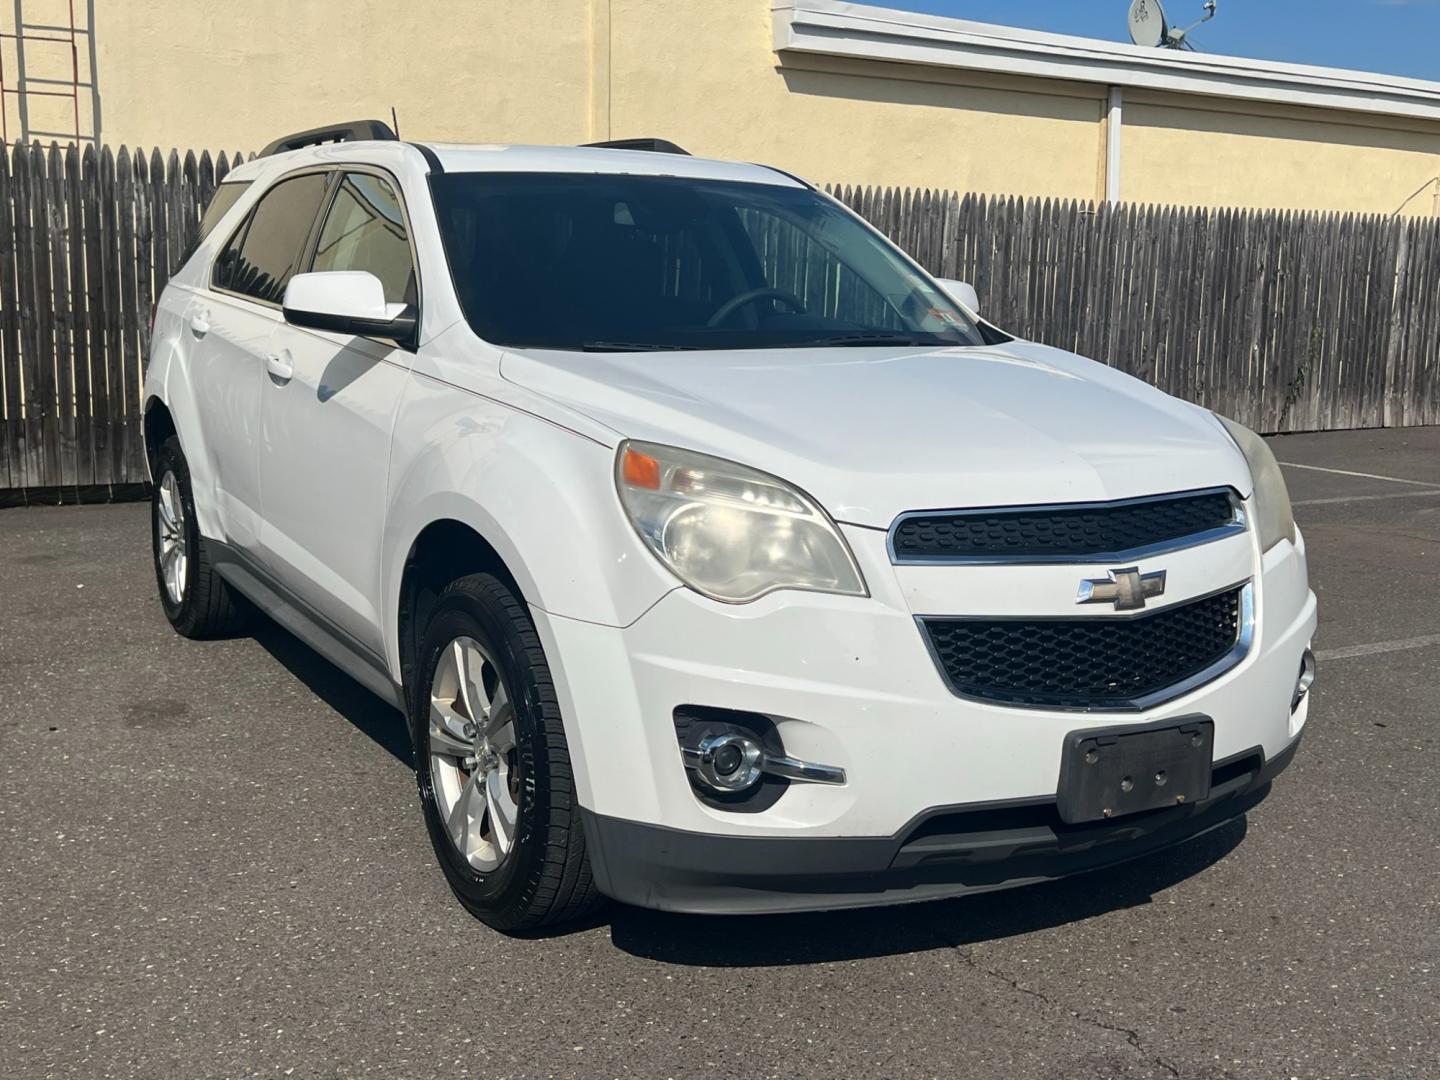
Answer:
xmin=212 ymin=223 xmax=244 ymax=294
xmin=215 ymin=173 xmax=328 ymax=304
xmin=197 ymin=181 xmax=251 ymax=248
xmin=310 ymin=173 xmax=416 ymax=305
xmin=180 ymin=180 xmax=251 ymax=270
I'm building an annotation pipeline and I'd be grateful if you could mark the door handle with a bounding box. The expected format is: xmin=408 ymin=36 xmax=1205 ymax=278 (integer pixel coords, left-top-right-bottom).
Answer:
xmin=189 ymin=310 xmax=210 ymax=337
xmin=265 ymin=351 xmax=294 ymax=382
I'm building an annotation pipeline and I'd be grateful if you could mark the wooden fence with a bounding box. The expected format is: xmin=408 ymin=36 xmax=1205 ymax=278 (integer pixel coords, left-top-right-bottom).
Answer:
xmin=826 ymin=185 xmax=1440 ymax=435
xmin=0 ymin=142 xmax=245 ymax=504
xmin=1 ymin=142 xmax=1439 ymax=504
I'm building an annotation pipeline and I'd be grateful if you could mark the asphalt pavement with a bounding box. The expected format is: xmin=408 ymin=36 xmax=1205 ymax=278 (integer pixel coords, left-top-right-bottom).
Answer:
xmin=1 ymin=426 xmax=1437 ymax=1080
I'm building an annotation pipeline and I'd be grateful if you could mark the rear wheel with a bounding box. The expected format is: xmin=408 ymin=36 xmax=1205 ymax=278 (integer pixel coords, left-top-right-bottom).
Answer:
xmin=151 ymin=436 xmax=247 ymax=639
xmin=413 ymin=573 xmax=601 ymax=931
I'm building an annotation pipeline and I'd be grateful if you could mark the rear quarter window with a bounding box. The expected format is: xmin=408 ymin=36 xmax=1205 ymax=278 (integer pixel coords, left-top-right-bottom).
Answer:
xmin=196 ymin=180 xmax=251 ymax=247
xmin=175 ymin=180 xmax=251 ymax=272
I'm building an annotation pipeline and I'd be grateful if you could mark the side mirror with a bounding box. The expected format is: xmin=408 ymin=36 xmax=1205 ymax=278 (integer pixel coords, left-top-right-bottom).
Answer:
xmin=936 ymin=277 xmax=980 ymax=316
xmin=282 ymin=271 xmax=416 ymax=342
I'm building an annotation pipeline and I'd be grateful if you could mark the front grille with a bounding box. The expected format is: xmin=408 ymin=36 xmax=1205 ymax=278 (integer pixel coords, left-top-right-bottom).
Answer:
xmin=922 ymin=585 xmax=1247 ymax=709
xmin=891 ymin=489 xmax=1241 ymax=563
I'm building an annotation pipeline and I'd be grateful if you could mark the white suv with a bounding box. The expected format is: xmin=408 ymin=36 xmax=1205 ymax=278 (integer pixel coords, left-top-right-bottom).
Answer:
xmin=144 ymin=122 xmax=1317 ymax=929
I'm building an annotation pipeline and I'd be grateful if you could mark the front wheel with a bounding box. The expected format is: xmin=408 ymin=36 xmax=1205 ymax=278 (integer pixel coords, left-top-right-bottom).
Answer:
xmin=413 ymin=573 xmax=601 ymax=931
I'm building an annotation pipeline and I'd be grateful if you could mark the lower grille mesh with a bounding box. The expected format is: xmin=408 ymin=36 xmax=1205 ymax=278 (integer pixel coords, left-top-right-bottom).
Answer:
xmin=922 ymin=586 xmax=1246 ymax=709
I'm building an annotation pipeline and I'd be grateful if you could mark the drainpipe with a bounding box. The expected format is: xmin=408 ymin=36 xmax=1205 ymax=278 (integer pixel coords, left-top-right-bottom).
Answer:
xmin=1105 ymin=86 xmax=1122 ymax=205
xmin=588 ymin=0 xmax=612 ymax=142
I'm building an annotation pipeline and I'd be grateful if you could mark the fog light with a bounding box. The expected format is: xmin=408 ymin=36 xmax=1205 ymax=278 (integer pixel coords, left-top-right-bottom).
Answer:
xmin=688 ymin=733 xmax=765 ymax=792
xmin=1292 ymin=648 xmax=1316 ymax=711
xmin=712 ymin=741 xmax=744 ymax=776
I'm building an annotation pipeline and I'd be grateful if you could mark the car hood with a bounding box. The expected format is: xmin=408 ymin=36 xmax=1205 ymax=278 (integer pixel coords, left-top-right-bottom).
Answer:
xmin=499 ymin=341 xmax=1250 ymax=527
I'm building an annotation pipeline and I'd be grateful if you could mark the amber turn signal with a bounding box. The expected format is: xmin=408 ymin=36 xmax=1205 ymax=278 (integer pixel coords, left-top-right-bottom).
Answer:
xmin=621 ymin=447 xmax=662 ymax=490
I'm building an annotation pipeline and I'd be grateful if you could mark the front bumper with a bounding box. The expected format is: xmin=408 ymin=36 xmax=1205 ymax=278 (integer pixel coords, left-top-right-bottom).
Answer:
xmin=581 ymin=734 xmax=1299 ymax=914
xmin=535 ymin=520 xmax=1316 ymax=913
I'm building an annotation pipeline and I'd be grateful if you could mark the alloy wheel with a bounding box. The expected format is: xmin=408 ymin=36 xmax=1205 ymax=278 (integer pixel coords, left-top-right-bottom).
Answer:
xmin=155 ymin=471 xmax=188 ymax=605
xmin=428 ymin=636 xmax=521 ymax=873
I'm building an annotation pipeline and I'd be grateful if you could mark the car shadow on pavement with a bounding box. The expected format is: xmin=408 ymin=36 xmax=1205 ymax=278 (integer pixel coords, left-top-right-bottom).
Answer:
xmin=606 ymin=818 xmax=1246 ymax=966
xmin=252 ymin=622 xmax=415 ymax=769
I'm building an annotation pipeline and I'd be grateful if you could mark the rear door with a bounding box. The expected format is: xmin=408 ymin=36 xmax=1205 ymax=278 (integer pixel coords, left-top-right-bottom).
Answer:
xmin=256 ymin=168 xmax=420 ymax=656
xmin=192 ymin=172 xmax=330 ymax=551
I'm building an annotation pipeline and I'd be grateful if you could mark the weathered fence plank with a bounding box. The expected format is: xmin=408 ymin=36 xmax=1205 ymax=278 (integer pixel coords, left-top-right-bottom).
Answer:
xmin=117 ymin=149 xmax=142 ymax=486
xmin=64 ymin=144 xmax=93 ymax=488
xmin=0 ymin=147 xmax=17 ymax=491
xmin=46 ymin=143 xmax=77 ymax=490
xmin=13 ymin=145 xmax=44 ymax=489
xmin=99 ymin=146 xmax=123 ymax=491
xmin=30 ymin=145 xmax=61 ymax=492
xmin=81 ymin=145 xmax=111 ymax=494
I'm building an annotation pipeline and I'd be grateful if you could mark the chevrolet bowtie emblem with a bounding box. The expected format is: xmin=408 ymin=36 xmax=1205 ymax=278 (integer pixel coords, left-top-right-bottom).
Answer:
xmin=1076 ymin=567 xmax=1167 ymax=611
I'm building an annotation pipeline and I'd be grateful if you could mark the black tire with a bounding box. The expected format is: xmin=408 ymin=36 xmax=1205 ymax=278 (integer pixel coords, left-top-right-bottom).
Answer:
xmin=151 ymin=436 xmax=248 ymax=639
xmin=412 ymin=572 xmax=602 ymax=932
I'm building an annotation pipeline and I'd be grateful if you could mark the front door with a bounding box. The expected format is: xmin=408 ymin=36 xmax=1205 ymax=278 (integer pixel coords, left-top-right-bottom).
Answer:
xmin=256 ymin=170 xmax=420 ymax=657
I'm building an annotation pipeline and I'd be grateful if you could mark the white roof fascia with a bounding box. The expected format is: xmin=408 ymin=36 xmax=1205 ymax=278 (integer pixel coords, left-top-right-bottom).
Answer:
xmin=773 ymin=0 xmax=1440 ymax=124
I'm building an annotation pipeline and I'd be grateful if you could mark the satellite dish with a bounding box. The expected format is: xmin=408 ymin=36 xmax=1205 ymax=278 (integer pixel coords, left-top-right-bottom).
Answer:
xmin=1127 ymin=0 xmax=1168 ymax=48
xmin=1130 ymin=0 xmax=1218 ymax=50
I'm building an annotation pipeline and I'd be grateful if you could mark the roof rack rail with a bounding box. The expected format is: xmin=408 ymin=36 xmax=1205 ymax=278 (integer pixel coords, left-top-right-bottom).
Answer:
xmin=260 ymin=119 xmax=398 ymax=158
xmin=581 ymin=137 xmax=690 ymax=156
xmin=756 ymin=163 xmax=815 ymax=190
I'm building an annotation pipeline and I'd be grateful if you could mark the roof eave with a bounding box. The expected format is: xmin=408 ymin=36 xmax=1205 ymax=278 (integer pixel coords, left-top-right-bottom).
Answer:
xmin=772 ymin=0 xmax=1440 ymax=124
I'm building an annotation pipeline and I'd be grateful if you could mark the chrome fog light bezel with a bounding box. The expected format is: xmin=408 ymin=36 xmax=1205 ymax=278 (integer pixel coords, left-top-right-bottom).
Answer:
xmin=688 ymin=732 xmax=767 ymax=792
xmin=1292 ymin=647 xmax=1317 ymax=711
xmin=679 ymin=730 xmax=849 ymax=795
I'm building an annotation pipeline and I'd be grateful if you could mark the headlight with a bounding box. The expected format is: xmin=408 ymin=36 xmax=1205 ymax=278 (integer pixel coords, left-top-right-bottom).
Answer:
xmin=615 ymin=440 xmax=867 ymax=603
xmin=1215 ymin=415 xmax=1295 ymax=551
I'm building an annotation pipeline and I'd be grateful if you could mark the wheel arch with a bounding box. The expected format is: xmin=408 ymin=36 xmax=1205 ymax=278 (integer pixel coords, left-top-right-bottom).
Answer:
xmin=142 ymin=396 xmax=177 ymax=480
xmin=395 ymin=517 xmax=531 ymax=712
xmin=381 ymin=400 xmax=680 ymax=677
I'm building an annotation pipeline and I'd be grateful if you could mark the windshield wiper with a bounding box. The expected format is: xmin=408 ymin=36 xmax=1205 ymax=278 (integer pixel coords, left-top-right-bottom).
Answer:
xmin=580 ymin=340 xmax=701 ymax=352
xmin=796 ymin=332 xmax=951 ymax=347
xmin=575 ymin=334 xmax=950 ymax=351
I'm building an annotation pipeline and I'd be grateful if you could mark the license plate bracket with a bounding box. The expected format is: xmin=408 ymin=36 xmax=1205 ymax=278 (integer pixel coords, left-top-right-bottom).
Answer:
xmin=1056 ymin=718 xmax=1214 ymax=825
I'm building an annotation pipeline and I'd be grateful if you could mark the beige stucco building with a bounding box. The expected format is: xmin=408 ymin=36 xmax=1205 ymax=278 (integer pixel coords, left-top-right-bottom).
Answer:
xmin=4 ymin=0 xmax=1440 ymax=215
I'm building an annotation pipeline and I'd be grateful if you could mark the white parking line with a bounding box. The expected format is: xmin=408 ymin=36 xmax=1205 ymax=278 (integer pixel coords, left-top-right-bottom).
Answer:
xmin=1316 ymin=634 xmax=1440 ymax=661
xmin=1293 ymin=489 xmax=1440 ymax=507
xmin=1279 ymin=461 xmax=1440 ymax=489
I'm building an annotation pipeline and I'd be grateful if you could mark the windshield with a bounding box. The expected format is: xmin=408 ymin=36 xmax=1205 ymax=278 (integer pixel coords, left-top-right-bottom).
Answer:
xmin=430 ymin=172 xmax=991 ymax=352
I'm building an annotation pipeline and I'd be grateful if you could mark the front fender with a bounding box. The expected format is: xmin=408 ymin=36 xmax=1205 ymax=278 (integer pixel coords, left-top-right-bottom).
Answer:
xmin=380 ymin=372 xmax=678 ymax=677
